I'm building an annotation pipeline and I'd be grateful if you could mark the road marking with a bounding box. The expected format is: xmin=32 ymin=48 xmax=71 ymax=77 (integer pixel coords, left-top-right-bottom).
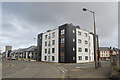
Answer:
xmin=57 ymin=66 xmax=67 ymax=73
xmin=76 ymin=66 xmax=90 ymax=69
xmin=76 ymin=67 xmax=81 ymax=68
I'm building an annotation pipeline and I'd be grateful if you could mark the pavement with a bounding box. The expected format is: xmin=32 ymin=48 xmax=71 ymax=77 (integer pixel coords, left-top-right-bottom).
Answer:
xmin=55 ymin=61 xmax=111 ymax=79
xmin=2 ymin=60 xmax=111 ymax=79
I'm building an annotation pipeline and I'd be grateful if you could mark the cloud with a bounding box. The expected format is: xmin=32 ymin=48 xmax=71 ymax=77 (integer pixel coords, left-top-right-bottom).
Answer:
xmin=1 ymin=2 xmax=118 ymax=52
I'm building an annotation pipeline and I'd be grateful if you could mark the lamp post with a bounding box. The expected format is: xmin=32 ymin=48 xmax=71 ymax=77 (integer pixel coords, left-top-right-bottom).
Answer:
xmin=83 ymin=8 xmax=98 ymax=69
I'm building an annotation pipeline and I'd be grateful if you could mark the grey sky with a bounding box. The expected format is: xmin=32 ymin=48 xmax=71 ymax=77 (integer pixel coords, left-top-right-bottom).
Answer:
xmin=1 ymin=2 xmax=118 ymax=52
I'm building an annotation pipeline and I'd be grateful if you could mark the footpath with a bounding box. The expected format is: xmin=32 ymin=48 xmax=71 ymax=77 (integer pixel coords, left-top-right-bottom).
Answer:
xmin=65 ymin=66 xmax=111 ymax=80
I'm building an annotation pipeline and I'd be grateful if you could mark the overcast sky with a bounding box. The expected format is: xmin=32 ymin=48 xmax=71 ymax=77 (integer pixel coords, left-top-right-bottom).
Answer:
xmin=1 ymin=2 xmax=118 ymax=52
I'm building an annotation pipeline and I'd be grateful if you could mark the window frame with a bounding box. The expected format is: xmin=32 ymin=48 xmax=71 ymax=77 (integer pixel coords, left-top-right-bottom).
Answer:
xmin=78 ymin=56 xmax=82 ymax=60
xmin=78 ymin=47 xmax=82 ymax=52
xmin=85 ymin=56 xmax=88 ymax=60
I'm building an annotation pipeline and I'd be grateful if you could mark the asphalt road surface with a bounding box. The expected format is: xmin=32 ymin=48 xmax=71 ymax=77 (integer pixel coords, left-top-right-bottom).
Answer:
xmin=2 ymin=60 xmax=111 ymax=78
xmin=2 ymin=60 xmax=64 ymax=78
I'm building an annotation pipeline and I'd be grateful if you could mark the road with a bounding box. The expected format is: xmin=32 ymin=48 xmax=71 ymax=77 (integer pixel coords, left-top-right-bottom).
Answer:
xmin=2 ymin=60 xmax=111 ymax=78
xmin=2 ymin=60 xmax=64 ymax=78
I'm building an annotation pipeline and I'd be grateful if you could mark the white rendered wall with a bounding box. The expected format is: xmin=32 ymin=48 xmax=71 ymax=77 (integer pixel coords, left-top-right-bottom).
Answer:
xmin=76 ymin=28 xmax=94 ymax=63
xmin=89 ymin=34 xmax=94 ymax=62
xmin=41 ymin=29 xmax=59 ymax=63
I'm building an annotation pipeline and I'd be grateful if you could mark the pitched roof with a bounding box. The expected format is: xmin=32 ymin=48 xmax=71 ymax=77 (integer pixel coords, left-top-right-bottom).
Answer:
xmin=26 ymin=46 xmax=37 ymax=52
xmin=99 ymin=47 xmax=110 ymax=51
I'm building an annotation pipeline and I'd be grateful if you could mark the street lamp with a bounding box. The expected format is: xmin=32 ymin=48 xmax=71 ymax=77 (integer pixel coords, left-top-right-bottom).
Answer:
xmin=83 ymin=8 xmax=98 ymax=69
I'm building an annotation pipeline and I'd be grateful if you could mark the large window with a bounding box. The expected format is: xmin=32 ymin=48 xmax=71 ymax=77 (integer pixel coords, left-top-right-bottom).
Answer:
xmin=45 ymin=49 xmax=47 ymax=53
xmin=52 ymin=56 xmax=55 ymax=61
xmin=48 ymin=48 xmax=50 ymax=54
xmin=48 ymin=34 xmax=51 ymax=39
xmin=73 ymin=30 xmax=75 ymax=33
xmin=45 ymin=42 xmax=47 ymax=46
xmin=78 ymin=31 xmax=81 ymax=35
xmin=85 ymin=48 xmax=88 ymax=52
xmin=85 ymin=56 xmax=88 ymax=60
xmin=61 ymin=38 xmax=64 ymax=43
xmin=73 ymin=38 xmax=75 ymax=42
xmin=48 ymin=41 xmax=50 ymax=46
xmin=78 ymin=56 xmax=82 ymax=60
xmin=52 ymin=40 xmax=55 ymax=45
xmin=73 ymin=47 xmax=75 ymax=51
xmin=61 ymin=29 xmax=65 ymax=35
xmin=78 ymin=39 xmax=82 ymax=43
xmin=52 ymin=48 xmax=55 ymax=53
xmin=78 ymin=48 xmax=82 ymax=52
xmin=52 ymin=32 xmax=55 ymax=38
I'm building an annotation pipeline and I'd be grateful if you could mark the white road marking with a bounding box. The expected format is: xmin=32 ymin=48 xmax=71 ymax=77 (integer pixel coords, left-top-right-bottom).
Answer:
xmin=57 ymin=66 xmax=67 ymax=73
xmin=76 ymin=67 xmax=80 ymax=68
xmin=76 ymin=66 xmax=90 ymax=69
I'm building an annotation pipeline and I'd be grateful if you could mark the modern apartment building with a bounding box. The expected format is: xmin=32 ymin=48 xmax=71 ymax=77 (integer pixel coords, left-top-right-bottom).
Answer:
xmin=37 ymin=23 xmax=98 ymax=63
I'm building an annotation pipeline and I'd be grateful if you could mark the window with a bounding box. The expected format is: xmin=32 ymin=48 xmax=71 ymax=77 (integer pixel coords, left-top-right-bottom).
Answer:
xmin=52 ymin=40 xmax=55 ymax=45
xmin=44 ymin=56 xmax=47 ymax=60
xmin=85 ymin=40 xmax=88 ymax=44
xmin=73 ymin=47 xmax=75 ymax=51
xmin=78 ymin=48 xmax=82 ymax=52
xmin=106 ymin=54 xmax=108 ymax=56
xmin=45 ymin=35 xmax=47 ymax=39
xmin=78 ymin=31 xmax=81 ymax=35
xmin=85 ymin=56 xmax=88 ymax=60
xmin=61 ymin=38 xmax=64 ymax=43
xmin=45 ymin=42 xmax=47 ymax=46
xmin=84 ymin=33 xmax=87 ymax=37
xmin=61 ymin=29 xmax=65 ymax=35
xmin=52 ymin=32 xmax=55 ymax=38
xmin=78 ymin=56 xmax=82 ymax=60
xmin=52 ymin=56 xmax=55 ymax=61
xmin=73 ymin=57 xmax=75 ymax=60
xmin=73 ymin=30 xmax=75 ymax=33
xmin=45 ymin=49 xmax=47 ymax=53
xmin=48 ymin=34 xmax=51 ymax=39
xmin=85 ymin=48 xmax=88 ymax=52
xmin=102 ymin=54 xmax=104 ymax=56
xmin=52 ymin=48 xmax=55 ymax=53
xmin=39 ymin=36 xmax=41 ymax=39
xmin=48 ymin=48 xmax=50 ymax=54
xmin=78 ymin=39 xmax=82 ymax=43
xmin=73 ymin=38 xmax=75 ymax=42
xmin=48 ymin=41 xmax=50 ymax=46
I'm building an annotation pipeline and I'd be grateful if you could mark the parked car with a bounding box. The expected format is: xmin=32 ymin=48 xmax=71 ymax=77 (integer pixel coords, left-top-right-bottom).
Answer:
xmin=11 ymin=56 xmax=16 ymax=60
xmin=7 ymin=57 xmax=12 ymax=60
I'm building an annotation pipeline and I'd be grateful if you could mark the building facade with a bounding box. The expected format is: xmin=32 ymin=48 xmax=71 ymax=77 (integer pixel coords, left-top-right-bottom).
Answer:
xmin=37 ymin=23 xmax=98 ymax=63
xmin=10 ymin=46 xmax=37 ymax=61
xmin=99 ymin=47 xmax=110 ymax=61
xmin=5 ymin=46 xmax=12 ymax=58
